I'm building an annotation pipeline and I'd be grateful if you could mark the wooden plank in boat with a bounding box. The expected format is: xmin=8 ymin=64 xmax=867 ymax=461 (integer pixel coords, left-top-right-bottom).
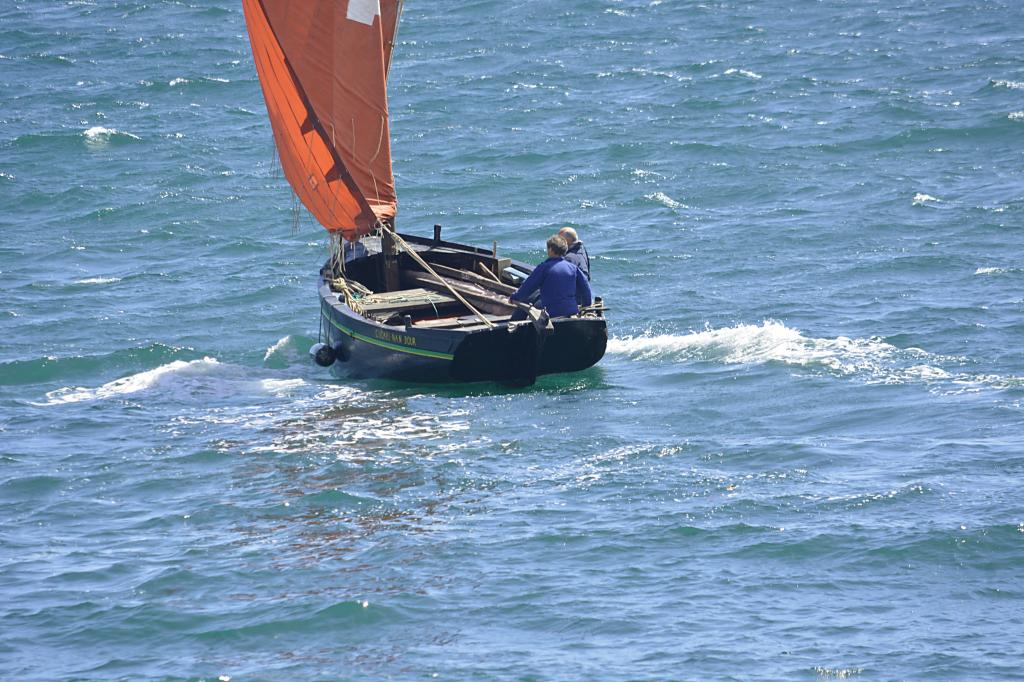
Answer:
xmin=426 ymin=262 xmax=517 ymax=296
xmin=402 ymin=271 xmax=516 ymax=314
xmin=413 ymin=314 xmax=509 ymax=329
xmin=358 ymin=288 xmax=457 ymax=313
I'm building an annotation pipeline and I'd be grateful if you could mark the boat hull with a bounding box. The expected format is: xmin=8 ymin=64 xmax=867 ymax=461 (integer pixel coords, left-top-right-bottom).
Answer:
xmin=319 ymin=280 xmax=607 ymax=384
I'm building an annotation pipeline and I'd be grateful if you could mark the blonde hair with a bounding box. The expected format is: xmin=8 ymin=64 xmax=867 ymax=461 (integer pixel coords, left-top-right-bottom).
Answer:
xmin=546 ymin=234 xmax=568 ymax=256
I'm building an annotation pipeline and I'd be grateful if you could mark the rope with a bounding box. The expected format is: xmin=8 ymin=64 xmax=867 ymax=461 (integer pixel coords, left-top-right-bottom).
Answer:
xmin=331 ymin=275 xmax=364 ymax=315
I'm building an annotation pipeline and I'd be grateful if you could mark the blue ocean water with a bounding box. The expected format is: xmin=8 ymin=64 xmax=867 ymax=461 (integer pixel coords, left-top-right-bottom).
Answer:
xmin=2 ymin=0 xmax=1024 ymax=679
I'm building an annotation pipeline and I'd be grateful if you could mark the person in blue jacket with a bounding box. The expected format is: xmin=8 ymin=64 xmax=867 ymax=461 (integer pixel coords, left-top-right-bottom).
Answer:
xmin=510 ymin=234 xmax=592 ymax=319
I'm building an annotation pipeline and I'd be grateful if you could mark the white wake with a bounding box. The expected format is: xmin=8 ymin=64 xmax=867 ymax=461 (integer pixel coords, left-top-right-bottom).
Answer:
xmin=606 ymin=320 xmax=972 ymax=386
xmin=38 ymin=358 xmax=308 ymax=406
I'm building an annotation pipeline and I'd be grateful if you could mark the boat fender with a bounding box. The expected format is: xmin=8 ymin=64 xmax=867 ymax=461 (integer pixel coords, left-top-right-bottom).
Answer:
xmin=309 ymin=342 xmax=336 ymax=367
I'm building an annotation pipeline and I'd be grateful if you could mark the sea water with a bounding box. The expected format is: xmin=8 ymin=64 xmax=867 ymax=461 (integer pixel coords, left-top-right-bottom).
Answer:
xmin=1 ymin=1 xmax=1023 ymax=679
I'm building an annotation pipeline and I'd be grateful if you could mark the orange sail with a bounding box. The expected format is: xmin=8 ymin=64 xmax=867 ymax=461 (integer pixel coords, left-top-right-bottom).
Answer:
xmin=242 ymin=0 xmax=401 ymax=238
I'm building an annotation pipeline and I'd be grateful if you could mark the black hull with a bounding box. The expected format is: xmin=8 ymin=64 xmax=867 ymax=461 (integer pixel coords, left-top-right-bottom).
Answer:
xmin=319 ymin=283 xmax=607 ymax=385
xmin=316 ymin=232 xmax=607 ymax=384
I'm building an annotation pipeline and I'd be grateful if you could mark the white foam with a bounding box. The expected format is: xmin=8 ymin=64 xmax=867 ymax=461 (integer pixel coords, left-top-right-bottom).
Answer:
xmin=724 ymin=67 xmax=762 ymax=80
xmin=814 ymin=667 xmax=864 ymax=678
xmin=169 ymin=77 xmax=190 ymax=87
xmin=263 ymin=335 xmax=296 ymax=362
xmin=646 ymin=192 xmax=689 ymax=210
xmin=74 ymin=277 xmax=121 ymax=285
xmin=992 ymin=79 xmax=1024 ymax=90
xmin=83 ymin=126 xmax=140 ymax=142
xmin=912 ymin=193 xmax=939 ymax=205
xmin=975 ymin=266 xmax=1006 ymax=275
xmin=263 ymin=335 xmax=309 ymax=369
xmin=631 ymin=67 xmax=692 ymax=83
xmin=230 ymin=382 xmax=472 ymax=459
xmin=606 ymin=321 xmax=952 ymax=384
xmin=84 ymin=126 xmax=113 ymax=138
xmin=609 ymin=321 xmax=835 ymax=366
xmin=41 ymin=358 xmax=223 ymax=405
xmin=37 ymin=354 xmax=324 ymax=409
xmin=904 ymin=364 xmax=951 ymax=381
xmin=611 ymin=324 xmax=1019 ymax=395
xmin=260 ymin=378 xmax=307 ymax=395
xmin=1009 ymin=111 xmax=1024 ymax=121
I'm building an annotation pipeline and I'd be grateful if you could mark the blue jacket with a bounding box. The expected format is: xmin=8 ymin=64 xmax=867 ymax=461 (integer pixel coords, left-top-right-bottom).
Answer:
xmin=511 ymin=256 xmax=593 ymax=318
xmin=564 ymin=241 xmax=591 ymax=281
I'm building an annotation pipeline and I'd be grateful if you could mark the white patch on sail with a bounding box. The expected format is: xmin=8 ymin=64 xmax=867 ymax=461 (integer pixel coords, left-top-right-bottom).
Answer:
xmin=346 ymin=0 xmax=380 ymax=25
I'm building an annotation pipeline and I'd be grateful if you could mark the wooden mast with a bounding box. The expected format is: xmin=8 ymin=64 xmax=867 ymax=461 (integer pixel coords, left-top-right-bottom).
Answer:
xmin=380 ymin=219 xmax=401 ymax=292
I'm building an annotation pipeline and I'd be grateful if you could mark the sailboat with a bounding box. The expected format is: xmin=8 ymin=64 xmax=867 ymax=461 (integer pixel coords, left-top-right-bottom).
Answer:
xmin=241 ymin=0 xmax=607 ymax=384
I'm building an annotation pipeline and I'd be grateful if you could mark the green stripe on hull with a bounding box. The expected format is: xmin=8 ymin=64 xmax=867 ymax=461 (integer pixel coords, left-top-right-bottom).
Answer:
xmin=321 ymin=310 xmax=455 ymax=361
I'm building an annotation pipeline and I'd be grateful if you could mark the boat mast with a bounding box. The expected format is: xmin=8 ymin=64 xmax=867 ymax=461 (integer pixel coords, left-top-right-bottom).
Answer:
xmin=379 ymin=0 xmax=405 ymax=292
xmin=380 ymin=219 xmax=401 ymax=292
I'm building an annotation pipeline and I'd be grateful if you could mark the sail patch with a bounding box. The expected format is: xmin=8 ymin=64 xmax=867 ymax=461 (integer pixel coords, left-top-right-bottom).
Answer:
xmin=346 ymin=0 xmax=380 ymax=25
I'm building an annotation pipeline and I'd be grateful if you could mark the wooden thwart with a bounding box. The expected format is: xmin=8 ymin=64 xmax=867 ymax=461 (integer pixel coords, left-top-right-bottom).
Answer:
xmin=358 ymin=288 xmax=457 ymax=314
xmin=413 ymin=313 xmax=509 ymax=329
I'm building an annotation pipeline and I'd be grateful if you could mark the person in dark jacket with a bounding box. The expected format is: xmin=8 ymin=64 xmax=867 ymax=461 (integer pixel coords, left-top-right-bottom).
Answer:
xmin=510 ymin=234 xmax=592 ymax=319
xmin=558 ymin=227 xmax=590 ymax=282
